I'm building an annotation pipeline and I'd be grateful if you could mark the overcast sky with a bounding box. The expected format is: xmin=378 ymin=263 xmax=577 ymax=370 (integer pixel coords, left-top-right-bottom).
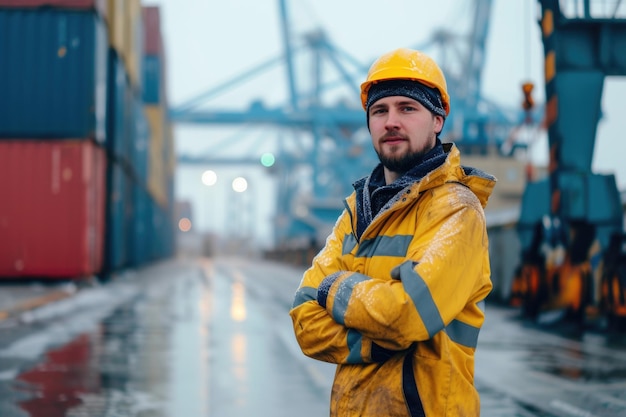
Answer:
xmin=148 ymin=1 xmax=545 ymax=106
xmin=144 ymin=0 xmax=626 ymax=241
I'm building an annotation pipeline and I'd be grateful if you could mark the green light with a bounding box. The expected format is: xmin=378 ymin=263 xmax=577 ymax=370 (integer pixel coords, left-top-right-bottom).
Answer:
xmin=261 ymin=152 xmax=275 ymax=167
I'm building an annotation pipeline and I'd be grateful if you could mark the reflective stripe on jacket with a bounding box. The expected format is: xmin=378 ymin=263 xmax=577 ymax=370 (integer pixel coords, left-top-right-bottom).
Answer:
xmin=290 ymin=143 xmax=496 ymax=416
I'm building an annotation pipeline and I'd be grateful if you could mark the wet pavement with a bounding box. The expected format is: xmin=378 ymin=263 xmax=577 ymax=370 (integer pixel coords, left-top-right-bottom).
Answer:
xmin=475 ymin=305 xmax=626 ymax=417
xmin=0 ymin=281 xmax=77 ymax=322
xmin=0 ymin=256 xmax=626 ymax=416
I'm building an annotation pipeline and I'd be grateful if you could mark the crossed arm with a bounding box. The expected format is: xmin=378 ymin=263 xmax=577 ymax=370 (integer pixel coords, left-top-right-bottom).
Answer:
xmin=289 ymin=198 xmax=488 ymax=365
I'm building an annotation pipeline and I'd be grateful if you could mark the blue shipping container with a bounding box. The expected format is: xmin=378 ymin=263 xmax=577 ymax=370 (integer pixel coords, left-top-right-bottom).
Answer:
xmin=147 ymin=198 xmax=159 ymax=261
xmin=128 ymin=181 xmax=149 ymax=268
xmin=104 ymin=159 xmax=129 ymax=272
xmin=148 ymin=198 xmax=175 ymax=261
xmin=0 ymin=9 xmax=107 ymax=142
xmin=142 ymin=55 xmax=162 ymax=104
xmin=130 ymin=98 xmax=149 ymax=186
xmin=106 ymin=48 xmax=131 ymax=164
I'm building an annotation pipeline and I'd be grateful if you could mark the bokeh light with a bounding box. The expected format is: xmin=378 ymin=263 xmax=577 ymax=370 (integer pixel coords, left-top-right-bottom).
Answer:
xmin=232 ymin=177 xmax=248 ymax=193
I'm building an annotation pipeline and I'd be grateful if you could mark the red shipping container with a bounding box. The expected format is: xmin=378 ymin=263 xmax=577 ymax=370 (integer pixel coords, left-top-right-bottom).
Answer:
xmin=0 ymin=140 xmax=106 ymax=278
xmin=143 ymin=6 xmax=163 ymax=56
xmin=0 ymin=0 xmax=107 ymax=18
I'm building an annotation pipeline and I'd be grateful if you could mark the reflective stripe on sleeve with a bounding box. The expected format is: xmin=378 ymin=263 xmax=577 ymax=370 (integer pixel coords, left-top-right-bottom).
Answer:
xmin=346 ymin=329 xmax=364 ymax=363
xmin=292 ymin=286 xmax=317 ymax=309
xmin=397 ymin=261 xmax=445 ymax=338
xmin=445 ymin=319 xmax=481 ymax=348
xmin=331 ymin=273 xmax=370 ymax=325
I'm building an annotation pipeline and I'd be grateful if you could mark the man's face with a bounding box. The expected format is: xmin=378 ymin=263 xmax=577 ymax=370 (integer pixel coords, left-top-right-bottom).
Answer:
xmin=368 ymin=95 xmax=444 ymax=179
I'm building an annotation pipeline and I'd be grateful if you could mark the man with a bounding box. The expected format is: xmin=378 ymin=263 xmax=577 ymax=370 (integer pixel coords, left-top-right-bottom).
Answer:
xmin=289 ymin=47 xmax=496 ymax=416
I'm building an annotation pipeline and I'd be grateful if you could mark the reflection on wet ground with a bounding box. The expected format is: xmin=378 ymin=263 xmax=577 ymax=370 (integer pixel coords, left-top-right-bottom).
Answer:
xmin=531 ymin=343 xmax=626 ymax=382
xmin=477 ymin=380 xmax=558 ymax=417
xmin=481 ymin=312 xmax=626 ymax=383
xmin=476 ymin=305 xmax=626 ymax=417
xmin=15 ymin=333 xmax=100 ymax=417
xmin=4 ymin=303 xmax=172 ymax=416
xmin=0 ymin=261 xmax=210 ymax=417
xmin=0 ymin=258 xmax=329 ymax=417
xmin=2 ymin=258 xmax=626 ymax=416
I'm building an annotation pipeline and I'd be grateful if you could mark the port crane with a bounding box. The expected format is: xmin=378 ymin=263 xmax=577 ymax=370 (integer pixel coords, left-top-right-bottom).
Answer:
xmin=511 ymin=0 xmax=626 ymax=327
xmin=170 ymin=0 xmax=529 ymax=249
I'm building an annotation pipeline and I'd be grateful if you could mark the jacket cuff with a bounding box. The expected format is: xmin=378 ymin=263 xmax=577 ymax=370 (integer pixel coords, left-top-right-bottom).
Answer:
xmin=317 ymin=271 xmax=343 ymax=309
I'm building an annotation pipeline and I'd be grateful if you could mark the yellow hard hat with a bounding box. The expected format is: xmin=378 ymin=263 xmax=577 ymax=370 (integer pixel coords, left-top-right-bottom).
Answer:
xmin=360 ymin=48 xmax=450 ymax=115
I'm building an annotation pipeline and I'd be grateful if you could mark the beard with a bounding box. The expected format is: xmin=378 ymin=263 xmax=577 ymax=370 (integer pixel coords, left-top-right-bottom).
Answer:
xmin=376 ymin=146 xmax=431 ymax=176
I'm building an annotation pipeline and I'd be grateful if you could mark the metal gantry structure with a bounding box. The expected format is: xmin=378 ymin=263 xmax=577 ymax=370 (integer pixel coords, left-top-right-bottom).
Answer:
xmin=170 ymin=0 xmax=528 ymax=249
xmin=511 ymin=0 xmax=626 ymax=326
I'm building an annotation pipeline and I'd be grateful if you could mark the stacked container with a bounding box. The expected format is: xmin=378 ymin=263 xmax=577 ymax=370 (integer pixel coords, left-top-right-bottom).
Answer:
xmin=0 ymin=2 xmax=108 ymax=278
xmin=142 ymin=5 xmax=176 ymax=262
xmin=0 ymin=0 xmax=175 ymax=279
xmin=104 ymin=0 xmax=144 ymax=272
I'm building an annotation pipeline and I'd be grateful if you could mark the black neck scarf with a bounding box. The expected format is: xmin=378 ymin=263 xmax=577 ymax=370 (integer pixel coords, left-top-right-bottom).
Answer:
xmin=353 ymin=140 xmax=447 ymax=240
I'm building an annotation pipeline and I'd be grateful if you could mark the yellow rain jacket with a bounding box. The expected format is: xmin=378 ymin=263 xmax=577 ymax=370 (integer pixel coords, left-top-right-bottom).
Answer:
xmin=290 ymin=143 xmax=495 ymax=416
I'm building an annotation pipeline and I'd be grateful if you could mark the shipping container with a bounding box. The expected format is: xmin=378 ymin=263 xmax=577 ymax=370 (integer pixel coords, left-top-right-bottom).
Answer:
xmin=124 ymin=0 xmax=144 ymax=92
xmin=165 ymin=122 xmax=176 ymax=176
xmin=148 ymin=198 xmax=175 ymax=260
xmin=129 ymin=98 xmax=150 ymax=186
xmin=0 ymin=9 xmax=108 ymax=142
xmin=0 ymin=140 xmax=106 ymax=278
xmin=128 ymin=181 xmax=149 ymax=267
xmin=106 ymin=48 xmax=132 ymax=164
xmin=142 ymin=6 xmax=162 ymax=56
xmin=142 ymin=5 xmax=167 ymax=105
xmin=103 ymin=158 xmax=130 ymax=272
xmin=0 ymin=0 xmax=107 ymax=18
xmin=142 ymin=55 xmax=163 ymax=104
xmin=0 ymin=3 xmax=175 ymax=282
xmin=106 ymin=0 xmax=125 ymax=57
xmin=145 ymin=105 xmax=168 ymax=207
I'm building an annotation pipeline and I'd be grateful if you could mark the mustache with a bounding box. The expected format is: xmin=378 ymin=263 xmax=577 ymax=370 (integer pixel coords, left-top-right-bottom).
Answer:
xmin=380 ymin=131 xmax=408 ymax=141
